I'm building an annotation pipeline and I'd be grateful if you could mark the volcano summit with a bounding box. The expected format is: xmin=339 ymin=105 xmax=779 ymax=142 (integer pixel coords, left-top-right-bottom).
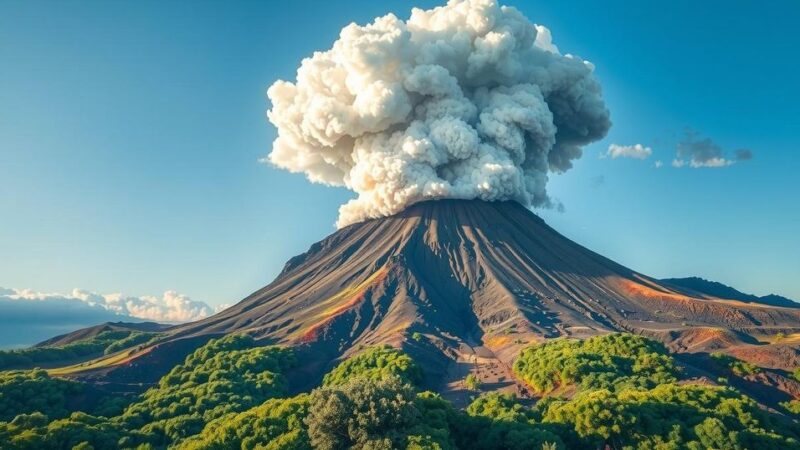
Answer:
xmin=179 ymin=199 xmax=800 ymax=341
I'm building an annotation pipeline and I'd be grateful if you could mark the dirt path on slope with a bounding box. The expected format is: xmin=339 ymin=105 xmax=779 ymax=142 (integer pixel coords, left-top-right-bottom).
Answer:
xmin=440 ymin=338 xmax=534 ymax=408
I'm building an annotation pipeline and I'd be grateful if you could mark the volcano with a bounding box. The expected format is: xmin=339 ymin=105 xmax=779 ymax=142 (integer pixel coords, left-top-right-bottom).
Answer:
xmin=73 ymin=200 xmax=800 ymax=393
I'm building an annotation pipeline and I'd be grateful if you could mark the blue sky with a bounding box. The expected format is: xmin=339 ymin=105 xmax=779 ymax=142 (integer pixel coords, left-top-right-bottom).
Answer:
xmin=1 ymin=0 xmax=799 ymax=309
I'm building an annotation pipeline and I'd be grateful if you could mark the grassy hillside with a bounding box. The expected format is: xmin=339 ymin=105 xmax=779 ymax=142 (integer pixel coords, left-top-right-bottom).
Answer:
xmin=0 ymin=329 xmax=163 ymax=371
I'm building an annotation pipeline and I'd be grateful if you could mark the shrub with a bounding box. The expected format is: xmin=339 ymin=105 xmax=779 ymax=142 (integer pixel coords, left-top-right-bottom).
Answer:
xmin=710 ymin=352 xmax=761 ymax=377
xmin=306 ymin=376 xmax=421 ymax=450
xmin=781 ymin=399 xmax=800 ymax=415
xmin=464 ymin=373 xmax=481 ymax=391
xmin=322 ymin=345 xmax=422 ymax=387
xmin=512 ymin=333 xmax=677 ymax=393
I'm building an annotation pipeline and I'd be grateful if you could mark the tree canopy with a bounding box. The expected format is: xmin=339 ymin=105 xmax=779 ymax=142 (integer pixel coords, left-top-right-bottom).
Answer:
xmin=322 ymin=345 xmax=423 ymax=387
xmin=512 ymin=333 xmax=678 ymax=393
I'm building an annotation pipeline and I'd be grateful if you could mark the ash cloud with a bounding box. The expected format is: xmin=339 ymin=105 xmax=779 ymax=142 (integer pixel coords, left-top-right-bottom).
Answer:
xmin=265 ymin=0 xmax=611 ymax=227
xmin=672 ymin=130 xmax=753 ymax=168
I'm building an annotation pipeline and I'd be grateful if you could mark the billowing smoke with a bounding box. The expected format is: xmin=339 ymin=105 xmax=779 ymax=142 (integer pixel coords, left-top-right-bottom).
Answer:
xmin=266 ymin=0 xmax=611 ymax=227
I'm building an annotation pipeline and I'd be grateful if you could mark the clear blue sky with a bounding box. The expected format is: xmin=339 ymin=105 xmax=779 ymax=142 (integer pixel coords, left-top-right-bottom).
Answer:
xmin=2 ymin=0 xmax=799 ymax=308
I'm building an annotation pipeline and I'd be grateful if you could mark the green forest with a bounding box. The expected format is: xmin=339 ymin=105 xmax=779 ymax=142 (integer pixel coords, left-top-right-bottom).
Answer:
xmin=1 ymin=333 xmax=799 ymax=449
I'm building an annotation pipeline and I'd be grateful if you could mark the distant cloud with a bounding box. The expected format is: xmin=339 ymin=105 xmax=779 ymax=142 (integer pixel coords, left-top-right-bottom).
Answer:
xmin=735 ymin=149 xmax=753 ymax=161
xmin=1 ymin=287 xmax=215 ymax=323
xmin=0 ymin=296 xmax=129 ymax=348
xmin=604 ymin=143 xmax=652 ymax=160
xmin=672 ymin=130 xmax=753 ymax=168
xmin=654 ymin=160 xmax=664 ymax=169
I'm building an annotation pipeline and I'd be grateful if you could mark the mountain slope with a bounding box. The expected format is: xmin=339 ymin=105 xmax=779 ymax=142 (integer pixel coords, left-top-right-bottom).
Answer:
xmin=61 ymin=200 xmax=800 ymax=390
xmin=36 ymin=322 xmax=168 ymax=348
xmin=164 ymin=200 xmax=800 ymax=374
xmin=661 ymin=277 xmax=798 ymax=308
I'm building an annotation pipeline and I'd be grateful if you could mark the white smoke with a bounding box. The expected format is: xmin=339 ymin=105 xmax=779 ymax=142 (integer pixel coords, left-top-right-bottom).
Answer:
xmin=265 ymin=0 xmax=611 ymax=227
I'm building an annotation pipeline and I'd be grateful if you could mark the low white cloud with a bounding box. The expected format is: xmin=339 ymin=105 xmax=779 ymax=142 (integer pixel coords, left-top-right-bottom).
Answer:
xmin=673 ymin=157 xmax=734 ymax=168
xmin=693 ymin=157 xmax=734 ymax=168
xmin=0 ymin=287 xmax=214 ymax=323
xmin=654 ymin=160 xmax=663 ymax=168
xmin=604 ymin=143 xmax=652 ymax=160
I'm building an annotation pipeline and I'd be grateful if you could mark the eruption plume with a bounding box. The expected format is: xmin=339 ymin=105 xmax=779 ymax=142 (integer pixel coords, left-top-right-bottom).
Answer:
xmin=266 ymin=0 xmax=611 ymax=227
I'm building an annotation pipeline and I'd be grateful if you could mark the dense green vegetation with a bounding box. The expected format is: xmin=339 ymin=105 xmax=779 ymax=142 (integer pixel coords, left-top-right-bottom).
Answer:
xmin=510 ymin=334 xmax=800 ymax=449
xmin=538 ymin=384 xmax=796 ymax=448
xmin=176 ymin=394 xmax=311 ymax=449
xmin=121 ymin=334 xmax=296 ymax=445
xmin=103 ymin=332 xmax=160 ymax=355
xmin=0 ymin=334 xmax=295 ymax=449
xmin=322 ymin=345 xmax=422 ymax=387
xmin=782 ymin=399 xmax=800 ymax=415
xmin=0 ymin=411 xmax=133 ymax=450
xmin=0 ymin=370 xmax=84 ymax=422
xmin=0 ymin=330 xmax=161 ymax=370
xmin=512 ymin=333 xmax=678 ymax=393
xmin=0 ymin=369 xmax=128 ymax=425
xmin=1 ymin=333 xmax=799 ymax=449
xmin=308 ymin=376 xmax=429 ymax=449
xmin=175 ymin=377 xmax=565 ymax=450
xmin=710 ymin=352 xmax=761 ymax=377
